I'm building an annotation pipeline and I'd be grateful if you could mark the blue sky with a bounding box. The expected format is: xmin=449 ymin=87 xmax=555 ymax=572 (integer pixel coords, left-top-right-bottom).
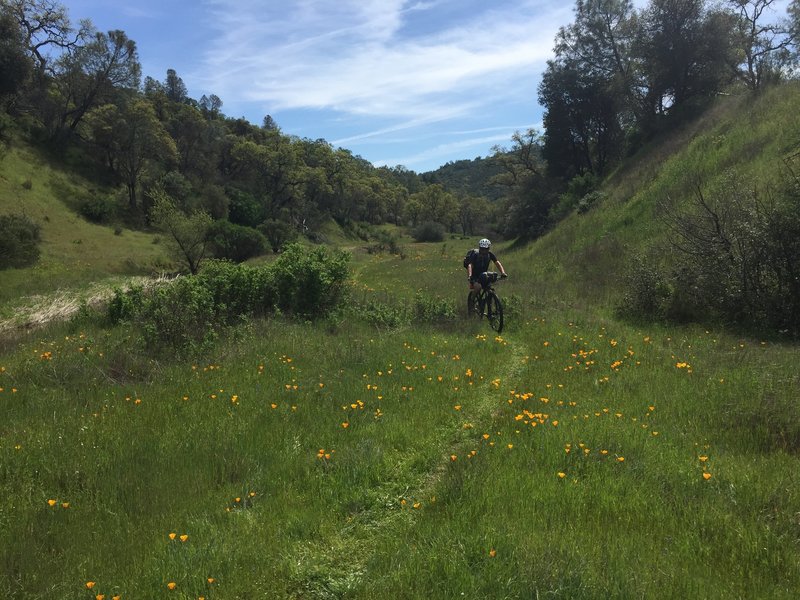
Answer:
xmin=54 ymin=0 xmax=792 ymax=173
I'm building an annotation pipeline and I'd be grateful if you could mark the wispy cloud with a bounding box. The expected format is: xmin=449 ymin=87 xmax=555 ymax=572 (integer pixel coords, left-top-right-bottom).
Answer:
xmin=198 ymin=0 xmax=566 ymax=118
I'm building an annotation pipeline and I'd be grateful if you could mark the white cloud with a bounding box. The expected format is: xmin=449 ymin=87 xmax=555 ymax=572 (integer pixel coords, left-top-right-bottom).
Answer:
xmin=197 ymin=0 xmax=566 ymax=119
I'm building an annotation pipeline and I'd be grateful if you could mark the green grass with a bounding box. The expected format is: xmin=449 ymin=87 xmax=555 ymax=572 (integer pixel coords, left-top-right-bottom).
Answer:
xmin=1 ymin=85 xmax=800 ymax=598
xmin=0 ymin=143 xmax=168 ymax=307
xmin=1 ymin=241 xmax=798 ymax=599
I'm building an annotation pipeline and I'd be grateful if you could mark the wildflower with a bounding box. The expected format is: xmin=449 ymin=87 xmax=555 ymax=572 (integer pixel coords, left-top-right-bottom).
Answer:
xmin=61 ymin=502 xmax=70 ymax=509
xmin=450 ymin=455 xmax=457 ymax=461
xmin=698 ymin=456 xmax=709 ymax=462
xmin=48 ymin=499 xmax=57 ymax=507
xmin=207 ymin=577 xmax=215 ymax=584
xmin=179 ymin=534 xmax=188 ymax=542
xmin=167 ymin=582 xmax=177 ymax=590
xmin=617 ymin=457 xmax=625 ymax=462
xmin=413 ymin=502 xmax=421 ymax=509
xmin=558 ymin=472 xmax=566 ymax=479
xmin=86 ymin=581 xmax=96 ymax=589
xmin=489 ymin=549 xmax=497 ymax=557
xmin=341 ymin=422 xmax=349 ymax=428
xmin=703 ymin=472 xmax=712 ymax=480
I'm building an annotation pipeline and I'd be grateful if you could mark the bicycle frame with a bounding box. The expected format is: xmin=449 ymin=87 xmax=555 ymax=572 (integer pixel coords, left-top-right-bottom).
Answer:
xmin=468 ymin=272 xmax=504 ymax=333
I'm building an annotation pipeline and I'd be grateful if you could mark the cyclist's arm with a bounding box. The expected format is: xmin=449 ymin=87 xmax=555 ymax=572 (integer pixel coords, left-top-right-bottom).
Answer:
xmin=494 ymin=258 xmax=507 ymax=276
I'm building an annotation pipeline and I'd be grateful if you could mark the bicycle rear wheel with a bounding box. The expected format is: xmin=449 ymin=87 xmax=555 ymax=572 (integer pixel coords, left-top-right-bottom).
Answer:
xmin=486 ymin=292 xmax=504 ymax=333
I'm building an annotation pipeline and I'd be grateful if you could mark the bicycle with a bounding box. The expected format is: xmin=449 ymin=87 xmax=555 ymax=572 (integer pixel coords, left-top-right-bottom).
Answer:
xmin=467 ymin=271 xmax=506 ymax=334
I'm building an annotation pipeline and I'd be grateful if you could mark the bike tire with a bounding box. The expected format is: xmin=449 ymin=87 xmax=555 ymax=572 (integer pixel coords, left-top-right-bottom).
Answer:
xmin=467 ymin=293 xmax=475 ymax=317
xmin=467 ymin=292 xmax=481 ymax=318
xmin=486 ymin=292 xmax=504 ymax=334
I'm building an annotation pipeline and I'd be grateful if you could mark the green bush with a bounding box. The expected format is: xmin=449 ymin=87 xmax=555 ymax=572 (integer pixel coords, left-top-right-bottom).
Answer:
xmin=258 ymin=218 xmax=297 ymax=253
xmin=79 ymin=195 xmax=115 ymax=223
xmin=367 ymin=229 xmax=402 ymax=255
xmin=105 ymin=245 xmax=350 ymax=354
xmin=0 ymin=213 xmax=41 ymax=269
xmin=616 ymin=255 xmax=671 ymax=320
xmin=139 ymin=277 xmax=218 ymax=354
xmin=413 ymin=292 xmax=457 ymax=322
xmin=412 ymin=221 xmax=445 ymax=242
xmin=270 ymin=243 xmax=350 ymax=317
xmin=107 ymin=285 xmax=147 ymax=324
xmin=197 ymin=259 xmax=276 ymax=319
xmin=352 ymin=299 xmax=411 ymax=329
xmin=209 ymin=220 xmax=267 ymax=262
xmin=577 ymin=190 xmax=606 ymax=214
xmin=620 ymin=173 xmax=800 ymax=335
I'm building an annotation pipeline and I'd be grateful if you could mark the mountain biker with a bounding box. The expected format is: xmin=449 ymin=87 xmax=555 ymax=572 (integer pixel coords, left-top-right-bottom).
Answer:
xmin=467 ymin=238 xmax=507 ymax=301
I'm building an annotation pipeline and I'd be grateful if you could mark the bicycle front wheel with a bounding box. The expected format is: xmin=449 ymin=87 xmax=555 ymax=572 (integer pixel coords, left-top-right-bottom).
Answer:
xmin=467 ymin=292 xmax=480 ymax=318
xmin=486 ymin=292 xmax=504 ymax=333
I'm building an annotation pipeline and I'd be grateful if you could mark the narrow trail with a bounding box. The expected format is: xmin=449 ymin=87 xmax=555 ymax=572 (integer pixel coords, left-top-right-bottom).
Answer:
xmin=288 ymin=332 xmax=532 ymax=597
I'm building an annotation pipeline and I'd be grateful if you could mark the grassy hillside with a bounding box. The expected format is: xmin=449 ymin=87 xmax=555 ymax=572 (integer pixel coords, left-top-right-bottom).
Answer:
xmin=1 ymin=86 xmax=799 ymax=598
xmin=516 ymin=83 xmax=800 ymax=310
xmin=0 ymin=142 xmax=167 ymax=310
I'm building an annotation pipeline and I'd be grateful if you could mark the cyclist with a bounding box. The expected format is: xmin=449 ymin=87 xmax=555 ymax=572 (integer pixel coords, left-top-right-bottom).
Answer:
xmin=467 ymin=238 xmax=507 ymax=303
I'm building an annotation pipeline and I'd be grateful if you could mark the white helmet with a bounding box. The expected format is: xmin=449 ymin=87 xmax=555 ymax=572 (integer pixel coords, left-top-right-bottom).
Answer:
xmin=478 ymin=238 xmax=491 ymax=249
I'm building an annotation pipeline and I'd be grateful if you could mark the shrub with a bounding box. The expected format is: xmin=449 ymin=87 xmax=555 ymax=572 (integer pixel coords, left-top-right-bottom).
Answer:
xmin=367 ymin=229 xmax=402 ymax=254
xmin=139 ymin=277 xmax=218 ymax=354
xmin=269 ymin=243 xmax=350 ymax=317
xmin=0 ymin=213 xmax=41 ymax=269
xmin=258 ymin=219 xmax=297 ymax=253
xmin=577 ymin=190 xmax=606 ymax=214
xmin=209 ymin=220 xmax=267 ymax=262
xmin=413 ymin=292 xmax=457 ymax=322
xmin=79 ymin=196 xmax=114 ymax=223
xmin=623 ymin=172 xmax=800 ymax=335
xmin=196 ymin=259 xmax=276 ymax=319
xmin=412 ymin=221 xmax=445 ymax=242
xmin=616 ymin=255 xmax=671 ymax=320
xmin=105 ymin=245 xmax=350 ymax=354
xmin=107 ymin=285 xmax=147 ymax=324
xmin=353 ymin=299 xmax=411 ymax=329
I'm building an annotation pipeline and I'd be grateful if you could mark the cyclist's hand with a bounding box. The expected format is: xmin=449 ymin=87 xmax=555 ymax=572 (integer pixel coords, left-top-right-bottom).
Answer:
xmin=501 ymin=273 xmax=509 ymax=279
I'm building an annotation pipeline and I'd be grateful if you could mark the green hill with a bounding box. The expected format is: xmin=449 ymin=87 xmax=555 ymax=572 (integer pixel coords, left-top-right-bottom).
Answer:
xmin=0 ymin=141 xmax=167 ymax=309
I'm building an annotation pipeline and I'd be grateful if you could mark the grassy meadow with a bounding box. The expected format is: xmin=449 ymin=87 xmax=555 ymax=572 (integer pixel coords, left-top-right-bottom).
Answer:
xmin=2 ymin=84 xmax=800 ymax=598
xmin=1 ymin=239 xmax=799 ymax=599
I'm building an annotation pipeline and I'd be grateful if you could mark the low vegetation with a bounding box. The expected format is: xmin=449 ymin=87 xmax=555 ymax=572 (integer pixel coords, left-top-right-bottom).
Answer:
xmin=1 ymin=240 xmax=798 ymax=599
xmin=2 ymin=1 xmax=800 ymax=597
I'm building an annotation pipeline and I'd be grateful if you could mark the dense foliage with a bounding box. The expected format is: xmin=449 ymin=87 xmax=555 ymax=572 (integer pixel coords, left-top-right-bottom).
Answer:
xmin=620 ymin=170 xmax=800 ymax=334
xmin=107 ymin=243 xmax=349 ymax=354
xmin=0 ymin=213 xmax=40 ymax=269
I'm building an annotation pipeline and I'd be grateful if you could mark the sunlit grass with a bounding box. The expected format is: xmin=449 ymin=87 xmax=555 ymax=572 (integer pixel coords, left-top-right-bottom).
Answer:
xmin=2 ymin=249 xmax=798 ymax=598
xmin=3 ymin=85 xmax=800 ymax=596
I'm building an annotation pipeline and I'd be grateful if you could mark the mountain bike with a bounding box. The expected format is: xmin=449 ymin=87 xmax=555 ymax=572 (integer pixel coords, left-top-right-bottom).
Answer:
xmin=467 ymin=271 xmax=506 ymax=334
